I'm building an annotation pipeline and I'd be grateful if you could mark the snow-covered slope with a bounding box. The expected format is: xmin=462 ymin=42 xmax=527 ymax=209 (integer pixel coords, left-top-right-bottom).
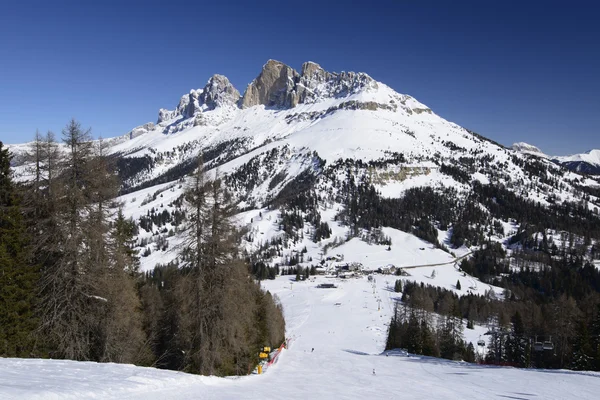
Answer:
xmin=1 ymin=275 xmax=598 ymax=400
xmin=553 ymin=149 xmax=600 ymax=175
xmin=511 ymin=143 xmax=600 ymax=175
xmin=555 ymin=149 xmax=600 ymax=166
xmin=8 ymin=59 xmax=600 ymax=274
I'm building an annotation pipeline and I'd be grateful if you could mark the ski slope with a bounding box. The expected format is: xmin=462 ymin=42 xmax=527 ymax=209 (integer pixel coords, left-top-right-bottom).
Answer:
xmin=1 ymin=275 xmax=598 ymax=400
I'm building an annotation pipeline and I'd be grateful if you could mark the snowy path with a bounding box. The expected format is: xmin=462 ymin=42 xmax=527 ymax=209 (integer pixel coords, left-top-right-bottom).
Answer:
xmin=1 ymin=275 xmax=599 ymax=399
xmin=399 ymin=251 xmax=471 ymax=269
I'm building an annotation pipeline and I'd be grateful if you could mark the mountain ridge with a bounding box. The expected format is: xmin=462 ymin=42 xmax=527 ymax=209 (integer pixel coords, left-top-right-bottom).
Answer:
xmin=511 ymin=142 xmax=600 ymax=175
xmin=6 ymin=59 xmax=600 ymax=276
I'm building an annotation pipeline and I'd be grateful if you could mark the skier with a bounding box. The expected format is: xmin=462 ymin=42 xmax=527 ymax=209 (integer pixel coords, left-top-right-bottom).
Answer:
xmin=311 ymin=348 xmax=314 ymax=352
xmin=372 ymin=368 xmax=376 ymax=375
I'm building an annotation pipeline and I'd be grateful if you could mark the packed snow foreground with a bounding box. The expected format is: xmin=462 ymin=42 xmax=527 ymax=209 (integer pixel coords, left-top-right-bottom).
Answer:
xmin=1 ymin=274 xmax=599 ymax=399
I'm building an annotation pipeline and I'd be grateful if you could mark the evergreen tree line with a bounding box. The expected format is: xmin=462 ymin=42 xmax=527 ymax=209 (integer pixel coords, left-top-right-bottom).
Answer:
xmin=0 ymin=122 xmax=285 ymax=376
xmin=385 ymin=301 xmax=476 ymax=363
xmin=391 ymin=254 xmax=600 ymax=370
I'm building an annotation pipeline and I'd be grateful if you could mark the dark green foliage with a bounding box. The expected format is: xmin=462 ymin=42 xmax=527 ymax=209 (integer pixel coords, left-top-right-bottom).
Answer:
xmin=505 ymin=311 xmax=528 ymax=368
xmin=459 ymin=242 xmax=508 ymax=282
xmin=251 ymin=262 xmax=278 ymax=280
xmin=440 ymin=163 xmax=470 ymax=185
xmin=128 ymin=139 xmax=250 ymax=195
xmin=115 ymin=155 xmax=154 ymax=193
xmin=571 ymin=320 xmax=594 ymax=370
xmin=313 ymin=221 xmax=332 ymax=242
xmin=0 ymin=142 xmax=38 ymax=356
xmin=338 ymin=177 xmax=457 ymax=246
xmin=464 ymin=342 xmax=476 ymax=363
xmin=272 ymin=168 xmax=320 ymax=208
xmin=394 ymin=279 xmax=403 ymax=293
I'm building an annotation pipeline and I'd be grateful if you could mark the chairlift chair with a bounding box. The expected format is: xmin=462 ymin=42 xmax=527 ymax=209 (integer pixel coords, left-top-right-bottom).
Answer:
xmin=533 ymin=336 xmax=544 ymax=352
xmin=543 ymin=337 xmax=554 ymax=351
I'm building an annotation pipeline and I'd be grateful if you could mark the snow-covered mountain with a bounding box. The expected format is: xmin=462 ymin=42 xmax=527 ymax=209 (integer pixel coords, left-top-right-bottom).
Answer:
xmin=8 ymin=60 xmax=600 ymax=274
xmin=6 ymin=59 xmax=600 ymax=390
xmin=511 ymin=142 xmax=600 ymax=175
xmin=553 ymin=149 xmax=600 ymax=175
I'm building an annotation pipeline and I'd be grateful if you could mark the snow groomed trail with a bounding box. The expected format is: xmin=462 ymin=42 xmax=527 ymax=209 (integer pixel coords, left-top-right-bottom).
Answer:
xmin=1 ymin=275 xmax=599 ymax=399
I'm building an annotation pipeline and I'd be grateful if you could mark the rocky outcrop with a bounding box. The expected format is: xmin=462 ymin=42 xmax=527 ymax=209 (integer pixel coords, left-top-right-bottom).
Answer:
xmin=157 ymin=75 xmax=240 ymax=123
xmin=199 ymin=74 xmax=240 ymax=110
xmin=241 ymin=60 xmax=299 ymax=108
xmin=157 ymin=60 xmax=383 ymax=122
xmin=240 ymin=60 xmax=378 ymax=109
xmin=129 ymin=122 xmax=155 ymax=139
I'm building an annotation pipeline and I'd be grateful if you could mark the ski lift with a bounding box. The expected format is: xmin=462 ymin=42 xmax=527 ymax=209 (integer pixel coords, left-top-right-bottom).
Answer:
xmin=543 ymin=337 xmax=554 ymax=351
xmin=476 ymin=335 xmax=485 ymax=347
xmin=533 ymin=336 xmax=544 ymax=352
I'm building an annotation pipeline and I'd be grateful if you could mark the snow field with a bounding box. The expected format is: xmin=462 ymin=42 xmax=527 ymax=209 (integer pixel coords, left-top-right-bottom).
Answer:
xmin=2 ymin=275 xmax=599 ymax=399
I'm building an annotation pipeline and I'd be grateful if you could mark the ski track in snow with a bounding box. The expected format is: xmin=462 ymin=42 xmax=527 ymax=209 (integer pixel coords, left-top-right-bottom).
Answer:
xmin=1 ymin=275 xmax=598 ymax=400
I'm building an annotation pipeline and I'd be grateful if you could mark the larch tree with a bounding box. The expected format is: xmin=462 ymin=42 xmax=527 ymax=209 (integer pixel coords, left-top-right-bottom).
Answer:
xmin=174 ymin=156 xmax=267 ymax=375
xmin=37 ymin=119 xmax=99 ymax=360
xmin=36 ymin=119 xmax=148 ymax=363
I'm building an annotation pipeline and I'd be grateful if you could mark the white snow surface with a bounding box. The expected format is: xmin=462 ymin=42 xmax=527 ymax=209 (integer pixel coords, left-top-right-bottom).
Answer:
xmin=1 ymin=275 xmax=598 ymax=400
xmin=554 ymin=149 xmax=600 ymax=166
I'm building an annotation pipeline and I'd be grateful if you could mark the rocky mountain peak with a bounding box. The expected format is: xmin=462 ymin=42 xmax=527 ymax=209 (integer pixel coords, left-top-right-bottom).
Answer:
xmin=157 ymin=74 xmax=239 ymax=123
xmin=240 ymin=60 xmax=299 ymax=109
xmin=300 ymin=61 xmax=330 ymax=82
xmin=240 ymin=60 xmax=377 ymax=109
xmin=511 ymin=142 xmax=546 ymax=156
xmin=199 ymin=74 xmax=240 ymax=110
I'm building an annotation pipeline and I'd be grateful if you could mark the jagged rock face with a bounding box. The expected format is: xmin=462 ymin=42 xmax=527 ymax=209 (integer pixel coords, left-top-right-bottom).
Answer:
xmin=241 ymin=60 xmax=378 ymax=109
xmin=293 ymin=61 xmax=332 ymax=106
xmin=157 ymin=60 xmax=381 ymax=121
xmin=158 ymin=108 xmax=177 ymax=124
xmin=199 ymin=74 xmax=240 ymax=110
xmin=241 ymin=60 xmax=299 ymax=108
xmin=156 ymin=59 xmax=384 ymax=123
xmin=129 ymin=122 xmax=155 ymax=139
xmin=157 ymin=75 xmax=240 ymax=123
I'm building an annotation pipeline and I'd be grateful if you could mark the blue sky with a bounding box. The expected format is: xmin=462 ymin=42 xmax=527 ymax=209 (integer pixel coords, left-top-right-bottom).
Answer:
xmin=0 ymin=0 xmax=598 ymax=155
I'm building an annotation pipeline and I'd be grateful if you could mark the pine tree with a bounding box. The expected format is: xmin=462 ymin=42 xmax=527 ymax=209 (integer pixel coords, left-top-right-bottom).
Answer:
xmin=590 ymin=304 xmax=600 ymax=371
xmin=439 ymin=311 xmax=463 ymax=361
xmin=405 ymin=312 xmax=422 ymax=354
xmin=464 ymin=342 xmax=476 ymax=363
xmin=420 ymin=320 xmax=438 ymax=357
xmin=385 ymin=304 xmax=402 ymax=351
xmin=456 ymin=279 xmax=461 ymax=290
xmin=394 ymin=279 xmax=403 ymax=293
xmin=571 ymin=320 xmax=593 ymax=371
xmin=506 ymin=311 xmax=528 ymax=367
xmin=0 ymin=142 xmax=38 ymax=356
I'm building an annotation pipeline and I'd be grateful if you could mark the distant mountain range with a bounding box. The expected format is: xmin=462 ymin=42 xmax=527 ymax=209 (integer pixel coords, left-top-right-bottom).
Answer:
xmin=511 ymin=142 xmax=600 ymax=175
